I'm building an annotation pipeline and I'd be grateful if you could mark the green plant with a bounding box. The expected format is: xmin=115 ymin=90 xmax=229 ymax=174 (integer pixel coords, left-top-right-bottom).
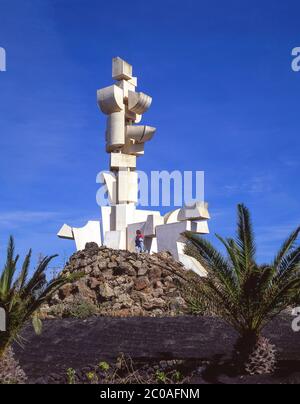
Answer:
xmin=182 ymin=204 xmax=300 ymax=375
xmin=86 ymin=371 xmax=98 ymax=384
xmin=155 ymin=370 xmax=167 ymax=384
xmin=172 ymin=370 xmax=182 ymax=382
xmin=68 ymin=297 xmax=99 ymax=319
xmin=0 ymin=236 xmax=82 ymax=358
xmin=99 ymin=361 xmax=110 ymax=372
xmin=49 ymin=297 xmax=99 ymax=319
xmin=67 ymin=368 xmax=76 ymax=385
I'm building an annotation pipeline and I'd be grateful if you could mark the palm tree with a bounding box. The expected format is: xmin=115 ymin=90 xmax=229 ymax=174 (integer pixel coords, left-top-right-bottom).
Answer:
xmin=182 ymin=204 xmax=300 ymax=375
xmin=0 ymin=236 xmax=81 ymax=358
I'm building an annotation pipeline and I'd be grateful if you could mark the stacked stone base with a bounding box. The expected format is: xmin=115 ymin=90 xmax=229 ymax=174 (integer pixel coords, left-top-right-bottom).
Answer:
xmin=47 ymin=244 xmax=189 ymax=317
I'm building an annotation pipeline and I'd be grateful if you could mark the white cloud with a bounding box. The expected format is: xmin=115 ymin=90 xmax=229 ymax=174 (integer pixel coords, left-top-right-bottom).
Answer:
xmin=223 ymin=174 xmax=274 ymax=196
xmin=0 ymin=211 xmax=60 ymax=228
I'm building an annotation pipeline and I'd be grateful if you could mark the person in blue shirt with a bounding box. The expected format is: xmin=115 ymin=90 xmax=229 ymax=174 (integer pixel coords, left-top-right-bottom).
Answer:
xmin=135 ymin=230 xmax=145 ymax=253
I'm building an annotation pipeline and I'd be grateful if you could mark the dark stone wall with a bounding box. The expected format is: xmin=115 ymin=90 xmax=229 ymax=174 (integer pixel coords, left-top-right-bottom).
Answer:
xmin=14 ymin=314 xmax=299 ymax=382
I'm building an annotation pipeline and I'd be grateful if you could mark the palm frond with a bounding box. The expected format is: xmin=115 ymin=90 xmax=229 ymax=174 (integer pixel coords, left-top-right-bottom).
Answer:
xmin=20 ymin=255 xmax=58 ymax=298
xmin=273 ymin=227 xmax=300 ymax=271
xmin=13 ymin=249 xmax=32 ymax=291
xmin=235 ymin=204 xmax=256 ymax=270
xmin=0 ymin=237 xmax=19 ymax=300
xmin=184 ymin=232 xmax=238 ymax=301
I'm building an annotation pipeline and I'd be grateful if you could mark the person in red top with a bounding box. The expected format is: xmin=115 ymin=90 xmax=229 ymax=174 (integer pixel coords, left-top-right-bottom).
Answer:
xmin=135 ymin=230 xmax=145 ymax=253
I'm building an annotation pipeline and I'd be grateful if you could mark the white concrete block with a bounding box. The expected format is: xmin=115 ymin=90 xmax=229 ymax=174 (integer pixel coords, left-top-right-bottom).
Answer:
xmin=125 ymin=109 xmax=142 ymax=124
xmin=110 ymin=153 xmax=137 ymax=169
xmin=122 ymin=140 xmax=145 ymax=156
xmin=164 ymin=209 xmax=181 ymax=224
xmin=117 ymin=80 xmax=136 ymax=99
xmin=97 ymin=85 xmax=124 ymax=115
xmin=156 ymin=221 xmax=192 ymax=260
xmin=128 ymin=91 xmax=152 ymax=115
xmin=113 ymin=204 xmax=136 ymax=231
xmin=118 ymin=170 xmax=138 ymax=203
xmin=134 ymin=209 xmax=162 ymax=223
xmin=57 ymin=224 xmax=74 ymax=240
xmin=106 ymin=110 xmax=126 ymax=151
xmin=191 ymin=220 xmax=210 ymax=234
xmin=144 ymin=214 xmax=164 ymax=237
xmin=128 ymin=77 xmax=137 ymax=87
xmin=178 ymin=202 xmax=210 ymax=221
xmin=72 ymin=221 xmax=102 ymax=251
xmin=101 ymin=172 xmax=117 ymax=204
xmin=104 ymin=230 xmax=126 ymax=250
xmin=112 ymin=57 xmax=133 ymax=81
xmin=126 ymin=125 xmax=156 ymax=144
xmin=178 ymin=254 xmax=207 ymax=277
xmin=148 ymin=237 xmax=158 ymax=254
xmin=101 ymin=206 xmax=113 ymax=235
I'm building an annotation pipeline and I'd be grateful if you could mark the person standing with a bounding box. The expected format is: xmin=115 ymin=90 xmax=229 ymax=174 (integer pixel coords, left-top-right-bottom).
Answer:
xmin=135 ymin=230 xmax=145 ymax=253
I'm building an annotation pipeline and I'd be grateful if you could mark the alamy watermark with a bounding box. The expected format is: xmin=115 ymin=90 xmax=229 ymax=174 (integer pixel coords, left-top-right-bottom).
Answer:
xmin=0 ymin=47 xmax=6 ymax=72
xmin=96 ymin=170 xmax=205 ymax=208
xmin=0 ymin=307 xmax=6 ymax=332
xmin=291 ymin=47 xmax=300 ymax=72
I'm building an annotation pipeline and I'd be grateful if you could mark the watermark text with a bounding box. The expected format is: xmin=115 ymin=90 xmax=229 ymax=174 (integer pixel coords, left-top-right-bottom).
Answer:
xmin=0 ymin=47 xmax=6 ymax=72
xmin=96 ymin=170 xmax=205 ymax=208
xmin=292 ymin=47 xmax=300 ymax=72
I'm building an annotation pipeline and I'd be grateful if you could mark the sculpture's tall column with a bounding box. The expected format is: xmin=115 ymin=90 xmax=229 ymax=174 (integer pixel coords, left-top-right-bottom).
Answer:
xmin=97 ymin=57 xmax=156 ymax=206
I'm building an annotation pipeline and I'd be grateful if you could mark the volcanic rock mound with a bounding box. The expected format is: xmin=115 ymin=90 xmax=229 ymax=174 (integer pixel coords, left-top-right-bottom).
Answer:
xmin=47 ymin=243 xmax=189 ymax=317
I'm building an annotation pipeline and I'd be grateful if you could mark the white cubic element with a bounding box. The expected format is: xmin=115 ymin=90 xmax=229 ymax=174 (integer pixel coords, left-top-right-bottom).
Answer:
xmin=128 ymin=77 xmax=138 ymax=87
xmin=128 ymin=91 xmax=152 ymax=115
xmin=112 ymin=57 xmax=133 ymax=81
xmin=117 ymin=79 xmax=136 ymax=99
xmin=104 ymin=230 xmax=126 ymax=250
xmin=125 ymin=109 xmax=142 ymax=124
xmin=57 ymin=224 xmax=74 ymax=240
xmin=118 ymin=170 xmax=138 ymax=203
xmin=164 ymin=209 xmax=181 ymax=224
xmin=97 ymin=85 xmax=124 ymax=115
xmin=148 ymin=237 xmax=158 ymax=254
xmin=110 ymin=153 xmax=137 ymax=170
xmin=144 ymin=214 xmax=164 ymax=237
xmin=106 ymin=110 xmax=126 ymax=151
xmin=127 ymin=222 xmax=146 ymax=252
xmin=178 ymin=202 xmax=210 ymax=221
xmin=126 ymin=125 xmax=156 ymax=144
xmin=101 ymin=206 xmax=113 ymax=235
xmin=134 ymin=209 xmax=161 ymax=223
xmin=122 ymin=140 xmax=145 ymax=156
xmin=156 ymin=221 xmax=192 ymax=260
xmin=176 ymin=240 xmax=186 ymax=256
xmin=113 ymin=203 xmax=136 ymax=231
xmin=101 ymin=172 xmax=117 ymax=204
xmin=72 ymin=221 xmax=102 ymax=251
xmin=191 ymin=220 xmax=210 ymax=234
xmin=178 ymin=254 xmax=207 ymax=277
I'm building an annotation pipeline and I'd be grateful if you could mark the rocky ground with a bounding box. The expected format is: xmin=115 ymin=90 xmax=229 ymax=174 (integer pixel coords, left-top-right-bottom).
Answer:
xmin=13 ymin=314 xmax=300 ymax=384
xmin=45 ymin=244 xmax=189 ymax=318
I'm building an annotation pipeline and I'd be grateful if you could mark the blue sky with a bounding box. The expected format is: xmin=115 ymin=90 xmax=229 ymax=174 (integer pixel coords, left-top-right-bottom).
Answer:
xmin=0 ymin=0 xmax=299 ymax=271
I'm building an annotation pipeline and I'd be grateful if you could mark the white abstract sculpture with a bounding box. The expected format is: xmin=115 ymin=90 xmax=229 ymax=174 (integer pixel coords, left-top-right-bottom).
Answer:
xmin=58 ymin=57 xmax=210 ymax=276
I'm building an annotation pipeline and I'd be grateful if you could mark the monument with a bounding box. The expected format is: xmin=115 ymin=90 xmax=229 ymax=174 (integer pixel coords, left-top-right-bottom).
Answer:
xmin=58 ymin=57 xmax=210 ymax=276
